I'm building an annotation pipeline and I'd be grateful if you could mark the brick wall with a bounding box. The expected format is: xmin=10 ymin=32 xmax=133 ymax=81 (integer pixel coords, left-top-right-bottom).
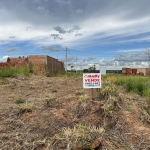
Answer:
xmin=0 ymin=55 xmax=65 ymax=74
xmin=27 ymin=55 xmax=47 ymax=74
xmin=122 ymin=67 xmax=150 ymax=76
xmin=27 ymin=56 xmax=47 ymax=64
xmin=146 ymin=68 xmax=150 ymax=76
xmin=0 ymin=57 xmax=27 ymax=69
xmin=46 ymin=56 xmax=65 ymax=73
xmin=0 ymin=63 xmax=8 ymax=69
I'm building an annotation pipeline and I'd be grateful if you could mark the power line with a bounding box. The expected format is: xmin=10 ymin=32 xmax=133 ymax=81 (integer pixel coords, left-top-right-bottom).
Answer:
xmin=148 ymin=49 xmax=150 ymax=74
xmin=65 ymin=46 xmax=68 ymax=72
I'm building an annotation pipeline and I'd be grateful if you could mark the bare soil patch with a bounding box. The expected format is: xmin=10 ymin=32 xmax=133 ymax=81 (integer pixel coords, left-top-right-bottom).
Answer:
xmin=0 ymin=75 xmax=150 ymax=150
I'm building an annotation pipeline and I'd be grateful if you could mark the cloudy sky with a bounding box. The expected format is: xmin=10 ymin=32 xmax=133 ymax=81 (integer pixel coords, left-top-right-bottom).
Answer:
xmin=0 ymin=0 xmax=150 ymax=69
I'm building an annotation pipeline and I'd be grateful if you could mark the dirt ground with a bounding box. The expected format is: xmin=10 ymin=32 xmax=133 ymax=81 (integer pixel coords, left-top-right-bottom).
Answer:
xmin=0 ymin=75 xmax=150 ymax=150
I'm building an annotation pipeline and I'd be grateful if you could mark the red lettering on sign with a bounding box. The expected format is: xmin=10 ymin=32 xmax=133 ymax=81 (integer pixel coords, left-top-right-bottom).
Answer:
xmin=85 ymin=79 xmax=100 ymax=82
xmin=87 ymin=74 xmax=100 ymax=78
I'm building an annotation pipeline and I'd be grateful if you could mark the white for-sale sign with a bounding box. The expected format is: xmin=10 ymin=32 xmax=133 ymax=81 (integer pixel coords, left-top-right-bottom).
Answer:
xmin=83 ymin=73 xmax=101 ymax=88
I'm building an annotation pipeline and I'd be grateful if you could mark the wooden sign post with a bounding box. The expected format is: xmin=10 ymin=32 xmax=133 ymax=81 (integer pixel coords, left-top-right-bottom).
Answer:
xmin=91 ymin=88 xmax=94 ymax=100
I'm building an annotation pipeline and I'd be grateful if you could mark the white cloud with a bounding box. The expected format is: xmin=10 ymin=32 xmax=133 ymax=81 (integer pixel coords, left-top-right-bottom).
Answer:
xmin=98 ymin=58 xmax=149 ymax=69
xmin=0 ymin=55 xmax=9 ymax=62
xmin=117 ymin=48 xmax=148 ymax=53
xmin=114 ymin=50 xmax=150 ymax=62
xmin=0 ymin=6 xmax=150 ymax=49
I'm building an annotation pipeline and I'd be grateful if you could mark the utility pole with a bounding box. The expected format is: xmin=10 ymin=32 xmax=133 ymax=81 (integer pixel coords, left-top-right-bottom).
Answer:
xmin=80 ymin=62 xmax=82 ymax=73
xmin=75 ymin=57 xmax=77 ymax=73
xmin=148 ymin=49 xmax=150 ymax=75
xmin=65 ymin=46 xmax=68 ymax=72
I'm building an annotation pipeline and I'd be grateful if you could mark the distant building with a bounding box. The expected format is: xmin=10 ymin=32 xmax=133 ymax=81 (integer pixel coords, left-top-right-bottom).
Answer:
xmin=122 ymin=68 xmax=150 ymax=76
xmin=0 ymin=55 xmax=65 ymax=74
xmin=100 ymin=68 xmax=106 ymax=75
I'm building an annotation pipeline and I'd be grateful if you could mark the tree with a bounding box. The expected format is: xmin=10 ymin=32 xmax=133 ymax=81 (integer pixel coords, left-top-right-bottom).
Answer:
xmin=88 ymin=65 xmax=96 ymax=73
xmin=83 ymin=69 xmax=88 ymax=73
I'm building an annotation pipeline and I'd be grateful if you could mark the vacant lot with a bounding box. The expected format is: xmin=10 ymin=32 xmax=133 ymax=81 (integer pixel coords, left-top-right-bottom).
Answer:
xmin=0 ymin=74 xmax=150 ymax=150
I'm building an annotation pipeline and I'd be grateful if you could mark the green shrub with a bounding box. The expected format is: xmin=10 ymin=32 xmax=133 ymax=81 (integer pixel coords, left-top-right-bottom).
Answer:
xmin=28 ymin=63 xmax=38 ymax=74
xmin=96 ymin=84 xmax=118 ymax=100
xmin=114 ymin=76 xmax=129 ymax=86
xmin=143 ymin=89 xmax=150 ymax=106
xmin=119 ymin=77 xmax=147 ymax=96
xmin=0 ymin=68 xmax=17 ymax=78
xmin=52 ymin=89 xmax=57 ymax=93
xmin=107 ymin=76 xmax=149 ymax=96
xmin=0 ymin=67 xmax=30 ymax=78
xmin=105 ymin=75 xmax=150 ymax=105
xmin=15 ymin=98 xmax=25 ymax=104
xmin=20 ymin=67 xmax=30 ymax=77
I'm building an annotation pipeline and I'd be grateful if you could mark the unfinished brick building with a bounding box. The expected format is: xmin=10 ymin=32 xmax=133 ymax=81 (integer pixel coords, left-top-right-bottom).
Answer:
xmin=0 ymin=55 xmax=65 ymax=74
xmin=27 ymin=55 xmax=65 ymax=74
xmin=122 ymin=67 xmax=150 ymax=76
xmin=0 ymin=56 xmax=27 ymax=70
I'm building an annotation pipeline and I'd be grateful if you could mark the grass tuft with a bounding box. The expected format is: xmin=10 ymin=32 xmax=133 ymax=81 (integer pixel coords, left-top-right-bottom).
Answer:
xmin=20 ymin=104 xmax=33 ymax=113
xmin=15 ymin=98 xmax=25 ymax=104
xmin=51 ymin=89 xmax=58 ymax=93
xmin=56 ymin=123 xmax=104 ymax=148
xmin=96 ymin=84 xmax=118 ymax=100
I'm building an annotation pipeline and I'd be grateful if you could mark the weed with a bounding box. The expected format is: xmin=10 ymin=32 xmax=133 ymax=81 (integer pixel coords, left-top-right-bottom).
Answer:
xmin=75 ymin=89 xmax=84 ymax=96
xmin=106 ymin=76 xmax=150 ymax=104
xmin=28 ymin=62 xmax=38 ymax=74
xmin=56 ymin=124 xmax=104 ymax=148
xmin=0 ymin=68 xmax=17 ymax=78
xmin=106 ymin=76 xmax=117 ymax=83
xmin=15 ymin=98 xmax=25 ymax=104
xmin=143 ymin=89 xmax=150 ymax=106
xmin=145 ymin=80 xmax=150 ymax=88
xmin=101 ymin=96 xmax=118 ymax=117
xmin=20 ymin=104 xmax=33 ymax=113
xmin=123 ymin=78 xmax=145 ymax=96
xmin=51 ymin=89 xmax=57 ymax=93
xmin=96 ymin=84 xmax=118 ymax=100
xmin=20 ymin=67 xmax=30 ymax=77
xmin=45 ymin=93 xmax=57 ymax=107
xmin=46 ymin=93 xmax=57 ymax=100
xmin=78 ymin=94 xmax=90 ymax=103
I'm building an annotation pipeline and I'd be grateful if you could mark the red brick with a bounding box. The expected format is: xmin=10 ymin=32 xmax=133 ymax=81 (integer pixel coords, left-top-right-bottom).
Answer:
xmin=0 ymin=55 xmax=65 ymax=74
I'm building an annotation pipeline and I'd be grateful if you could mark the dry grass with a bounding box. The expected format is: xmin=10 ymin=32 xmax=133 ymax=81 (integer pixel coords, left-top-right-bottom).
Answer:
xmin=0 ymin=74 xmax=150 ymax=150
xmin=78 ymin=94 xmax=90 ymax=103
xmin=55 ymin=124 xmax=104 ymax=149
xmin=106 ymin=76 xmax=117 ymax=83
